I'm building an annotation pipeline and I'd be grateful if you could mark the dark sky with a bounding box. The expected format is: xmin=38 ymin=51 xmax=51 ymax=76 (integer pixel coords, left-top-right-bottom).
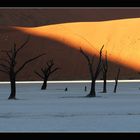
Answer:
xmin=0 ymin=8 xmax=140 ymax=26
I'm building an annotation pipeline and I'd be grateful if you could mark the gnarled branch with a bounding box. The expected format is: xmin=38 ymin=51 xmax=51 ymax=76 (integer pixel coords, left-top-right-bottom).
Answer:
xmin=0 ymin=69 xmax=9 ymax=74
xmin=94 ymin=45 xmax=104 ymax=79
xmin=0 ymin=58 xmax=10 ymax=65
xmin=50 ymin=67 xmax=59 ymax=75
xmin=34 ymin=71 xmax=44 ymax=79
xmin=16 ymin=53 xmax=45 ymax=75
xmin=0 ymin=63 xmax=10 ymax=70
xmin=80 ymin=48 xmax=91 ymax=66
xmin=15 ymin=36 xmax=30 ymax=54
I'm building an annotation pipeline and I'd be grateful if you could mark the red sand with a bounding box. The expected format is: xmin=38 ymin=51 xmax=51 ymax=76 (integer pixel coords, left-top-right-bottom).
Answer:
xmin=15 ymin=18 xmax=140 ymax=72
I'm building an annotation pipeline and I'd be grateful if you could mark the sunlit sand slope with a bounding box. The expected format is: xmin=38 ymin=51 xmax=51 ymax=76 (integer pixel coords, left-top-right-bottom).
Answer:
xmin=14 ymin=18 xmax=140 ymax=72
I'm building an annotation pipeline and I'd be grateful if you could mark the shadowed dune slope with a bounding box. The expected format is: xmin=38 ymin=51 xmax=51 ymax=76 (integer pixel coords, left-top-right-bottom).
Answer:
xmin=0 ymin=18 xmax=140 ymax=80
xmin=14 ymin=18 xmax=140 ymax=72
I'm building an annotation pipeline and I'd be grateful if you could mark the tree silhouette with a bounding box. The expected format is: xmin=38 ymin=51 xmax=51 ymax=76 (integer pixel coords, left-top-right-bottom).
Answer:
xmin=114 ymin=68 xmax=120 ymax=93
xmin=34 ymin=59 xmax=59 ymax=90
xmin=0 ymin=37 xmax=45 ymax=99
xmin=102 ymin=51 xmax=108 ymax=93
xmin=80 ymin=45 xmax=104 ymax=97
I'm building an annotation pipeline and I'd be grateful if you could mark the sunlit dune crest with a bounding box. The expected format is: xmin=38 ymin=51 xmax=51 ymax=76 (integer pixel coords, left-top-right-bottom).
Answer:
xmin=14 ymin=18 xmax=140 ymax=72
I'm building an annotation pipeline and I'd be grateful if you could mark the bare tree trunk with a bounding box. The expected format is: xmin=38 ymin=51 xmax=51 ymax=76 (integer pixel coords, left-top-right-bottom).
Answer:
xmin=41 ymin=79 xmax=47 ymax=90
xmin=102 ymin=51 xmax=108 ymax=93
xmin=114 ymin=68 xmax=120 ymax=93
xmin=87 ymin=79 xmax=96 ymax=97
xmin=103 ymin=73 xmax=107 ymax=93
xmin=114 ymin=80 xmax=117 ymax=93
xmin=8 ymin=75 xmax=16 ymax=99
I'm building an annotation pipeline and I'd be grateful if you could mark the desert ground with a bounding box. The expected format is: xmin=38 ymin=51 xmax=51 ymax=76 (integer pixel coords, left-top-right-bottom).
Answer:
xmin=0 ymin=81 xmax=140 ymax=132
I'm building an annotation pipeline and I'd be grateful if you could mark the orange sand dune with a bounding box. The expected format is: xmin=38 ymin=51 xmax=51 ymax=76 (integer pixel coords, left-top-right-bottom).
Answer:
xmin=14 ymin=18 xmax=140 ymax=72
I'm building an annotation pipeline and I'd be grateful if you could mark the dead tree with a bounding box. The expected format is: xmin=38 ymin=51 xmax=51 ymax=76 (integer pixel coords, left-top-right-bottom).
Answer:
xmin=0 ymin=37 xmax=45 ymax=99
xmin=114 ymin=68 xmax=120 ymax=93
xmin=34 ymin=60 xmax=59 ymax=90
xmin=102 ymin=51 xmax=108 ymax=93
xmin=80 ymin=45 xmax=104 ymax=97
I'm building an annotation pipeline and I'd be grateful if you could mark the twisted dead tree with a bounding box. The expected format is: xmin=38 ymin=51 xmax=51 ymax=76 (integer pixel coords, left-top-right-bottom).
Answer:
xmin=80 ymin=45 xmax=104 ymax=97
xmin=114 ymin=68 xmax=120 ymax=93
xmin=102 ymin=51 xmax=108 ymax=93
xmin=0 ymin=37 xmax=45 ymax=99
xmin=34 ymin=60 xmax=59 ymax=90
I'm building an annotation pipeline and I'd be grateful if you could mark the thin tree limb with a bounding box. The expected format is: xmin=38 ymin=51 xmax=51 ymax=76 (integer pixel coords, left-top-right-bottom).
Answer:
xmin=15 ymin=36 xmax=30 ymax=54
xmin=91 ymin=56 xmax=94 ymax=66
xmin=94 ymin=45 xmax=104 ymax=78
xmin=80 ymin=48 xmax=91 ymax=65
xmin=15 ymin=53 xmax=45 ymax=75
xmin=0 ymin=58 xmax=10 ymax=65
xmin=34 ymin=71 xmax=44 ymax=79
xmin=102 ymin=51 xmax=108 ymax=73
xmin=0 ymin=63 xmax=10 ymax=70
xmin=50 ymin=67 xmax=59 ymax=74
xmin=41 ymin=67 xmax=45 ymax=74
xmin=6 ymin=51 xmax=12 ymax=60
xmin=0 ymin=69 xmax=9 ymax=74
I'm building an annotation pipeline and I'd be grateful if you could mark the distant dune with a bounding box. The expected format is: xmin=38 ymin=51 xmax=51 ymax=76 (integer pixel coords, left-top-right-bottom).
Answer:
xmin=14 ymin=18 xmax=140 ymax=72
xmin=0 ymin=17 xmax=140 ymax=80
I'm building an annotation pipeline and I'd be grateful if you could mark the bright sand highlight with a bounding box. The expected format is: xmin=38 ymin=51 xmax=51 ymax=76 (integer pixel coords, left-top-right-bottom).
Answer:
xmin=14 ymin=18 xmax=140 ymax=72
